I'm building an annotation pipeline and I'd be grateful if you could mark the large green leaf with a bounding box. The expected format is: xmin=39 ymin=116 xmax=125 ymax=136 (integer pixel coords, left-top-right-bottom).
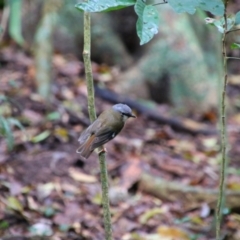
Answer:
xmin=134 ymin=0 xmax=159 ymax=45
xmin=168 ymin=0 xmax=198 ymax=14
xmin=198 ymin=0 xmax=224 ymax=16
xmin=168 ymin=0 xmax=224 ymax=16
xmin=75 ymin=0 xmax=135 ymax=12
xmin=235 ymin=11 xmax=240 ymax=25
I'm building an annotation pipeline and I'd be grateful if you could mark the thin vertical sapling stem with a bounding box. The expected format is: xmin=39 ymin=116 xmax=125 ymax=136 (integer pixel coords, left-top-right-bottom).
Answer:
xmin=82 ymin=12 xmax=96 ymax=122
xmin=34 ymin=0 xmax=62 ymax=100
xmin=0 ymin=1 xmax=10 ymax=42
xmin=82 ymin=12 xmax=113 ymax=240
xmin=216 ymin=0 xmax=228 ymax=239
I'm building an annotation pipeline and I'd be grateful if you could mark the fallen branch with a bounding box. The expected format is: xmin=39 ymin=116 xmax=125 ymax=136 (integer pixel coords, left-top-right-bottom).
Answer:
xmin=95 ymin=86 xmax=217 ymax=135
xmin=139 ymin=173 xmax=240 ymax=209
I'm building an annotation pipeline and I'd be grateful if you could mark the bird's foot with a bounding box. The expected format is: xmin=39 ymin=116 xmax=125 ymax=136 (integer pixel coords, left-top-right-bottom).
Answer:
xmin=98 ymin=147 xmax=107 ymax=155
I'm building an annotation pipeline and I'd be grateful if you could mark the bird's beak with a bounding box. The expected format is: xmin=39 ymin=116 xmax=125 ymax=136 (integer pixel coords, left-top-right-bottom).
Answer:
xmin=130 ymin=114 xmax=136 ymax=118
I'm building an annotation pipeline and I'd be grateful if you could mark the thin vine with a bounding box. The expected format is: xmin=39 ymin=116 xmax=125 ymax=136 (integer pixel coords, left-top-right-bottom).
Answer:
xmin=82 ymin=12 xmax=113 ymax=240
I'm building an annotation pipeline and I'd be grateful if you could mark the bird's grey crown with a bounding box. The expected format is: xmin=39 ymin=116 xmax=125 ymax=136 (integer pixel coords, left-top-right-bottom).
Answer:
xmin=112 ymin=103 xmax=132 ymax=115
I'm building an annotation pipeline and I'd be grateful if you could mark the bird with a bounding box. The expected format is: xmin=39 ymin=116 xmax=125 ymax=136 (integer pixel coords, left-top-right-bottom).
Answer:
xmin=76 ymin=103 xmax=136 ymax=159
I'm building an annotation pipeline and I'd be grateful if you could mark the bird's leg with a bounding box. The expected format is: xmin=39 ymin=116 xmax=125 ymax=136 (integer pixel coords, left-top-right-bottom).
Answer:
xmin=98 ymin=146 xmax=107 ymax=154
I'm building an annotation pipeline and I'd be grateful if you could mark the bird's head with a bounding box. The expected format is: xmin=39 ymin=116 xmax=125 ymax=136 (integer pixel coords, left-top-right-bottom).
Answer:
xmin=112 ymin=103 xmax=136 ymax=122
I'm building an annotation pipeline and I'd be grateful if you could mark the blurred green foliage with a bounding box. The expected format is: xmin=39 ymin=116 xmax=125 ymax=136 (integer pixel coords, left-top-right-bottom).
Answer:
xmin=8 ymin=0 xmax=25 ymax=46
xmin=0 ymin=0 xmax=4 ymax=9
xmin=0 ymin=94 xmax=25 ymax=150
xmin=0 ymin=115 xmax=25 ymax=150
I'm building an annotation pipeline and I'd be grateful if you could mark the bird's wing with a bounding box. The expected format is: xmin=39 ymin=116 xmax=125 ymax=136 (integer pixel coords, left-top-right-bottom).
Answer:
xmin=91 ymin=127 xmax=116 ymax=149
xmin=78 ymin=119 xmax=101 ymax=144
xmin=76 ymin=134 xmax=96 ymax=159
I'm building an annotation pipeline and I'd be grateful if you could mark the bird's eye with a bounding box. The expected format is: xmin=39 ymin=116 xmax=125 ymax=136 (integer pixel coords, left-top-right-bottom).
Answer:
xmin=122 ymin=112 xmax=129 ymax=117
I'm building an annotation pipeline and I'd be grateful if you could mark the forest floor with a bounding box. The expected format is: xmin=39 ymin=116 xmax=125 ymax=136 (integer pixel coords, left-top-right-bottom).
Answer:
xmin=1 ymin=47 xmax=240 ymax=240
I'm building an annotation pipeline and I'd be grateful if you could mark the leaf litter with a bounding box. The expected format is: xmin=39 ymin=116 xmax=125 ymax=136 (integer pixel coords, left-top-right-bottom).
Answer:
xmin=0 ymin=47 xmax=240 ymax=240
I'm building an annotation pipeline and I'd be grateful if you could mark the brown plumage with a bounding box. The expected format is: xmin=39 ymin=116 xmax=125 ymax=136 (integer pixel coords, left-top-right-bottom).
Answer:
xmin=76 ymin=104 xmax=135 ymax=159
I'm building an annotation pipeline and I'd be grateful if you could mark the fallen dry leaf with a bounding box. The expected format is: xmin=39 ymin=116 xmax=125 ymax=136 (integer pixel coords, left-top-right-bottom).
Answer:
xmin=157 ymin=225 xmax=190 ymax=240
xmin=6 ymin=196 xmax=23 ymax=213
xmin=120 ymin=155 xmax=142 ymax=190
xmin=69 ymin=167 xmax=97 ymax=183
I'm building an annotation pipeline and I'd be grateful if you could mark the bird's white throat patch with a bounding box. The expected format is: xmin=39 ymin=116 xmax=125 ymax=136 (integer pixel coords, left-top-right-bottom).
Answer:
xmin=122 ymin=115 xmax=128 ymax=122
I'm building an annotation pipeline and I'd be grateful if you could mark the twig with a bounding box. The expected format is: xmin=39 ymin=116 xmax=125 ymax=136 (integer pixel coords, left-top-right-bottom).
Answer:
xmin=152 ymin=1 xmax=168 ymax=6
xmin=0 ymin=1 xmax=10 ymax=42
xmin=82 ymin=12 xmax=113 ymax=240
xmin=216 ymin=1 xmax=229 ymax=239
xmin=226 ymin=57 xmax=240 ymax=60
xmin=140 ymin=173 xmax=240 ymax=209
xmin=95 ymin=85 xmax=217 ymax=135
xmin=227 ymin=28 xmax=240 ymax=33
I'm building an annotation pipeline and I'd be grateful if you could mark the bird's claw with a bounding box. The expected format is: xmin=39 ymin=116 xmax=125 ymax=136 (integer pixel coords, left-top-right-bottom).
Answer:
xmin=98 ymin=147 xmax=107 ymax=154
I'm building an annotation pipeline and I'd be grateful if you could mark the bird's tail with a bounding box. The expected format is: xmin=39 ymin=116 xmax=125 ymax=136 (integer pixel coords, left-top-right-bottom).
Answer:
xmin=76 ymin=135 xmax=95 ymax=159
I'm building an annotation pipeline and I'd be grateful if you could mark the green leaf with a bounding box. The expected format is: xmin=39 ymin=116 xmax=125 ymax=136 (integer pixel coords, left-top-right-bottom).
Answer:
xmin=139 ymin=208 xmax=165 ymax=224
xmin=0 ymin=116 xmax=14 ymax=150
xmin=168 ymin=0 xmax=224 ymax=16
xmin=8 ymin=118 xmax=25 ymax=131
xmin=75 ymin=0 xmax=135 ymax=12
xmin=231 ymin=43 xmax=240 ymax=49
xmin=205 ymin=16 xmax=235 ymax=33
xmin=198 ymin=0 xmax=224 ymax=16
xmin=134 ymin=0 xmax=159 ymax=45
xmin=8 ymin=0 xmax=25 ymax=46
xmin=29 ymin=222 xmax=53 ymax=236
xmin=168 ymin=0 xmax=198 ymax=14
xmin=44 ymin=206 xmax=55 ymax=217
xmin=32 ymin=130 xmax=51 ymax=143
xmin=46 ymin=111 xmax=61 ymax=121
xmin=0 ymin=117 xmax=26 ymax=149
xmin=8 ymin=117 xmax=27 ymax=142
xmin=0 ymin=220 xmax=9 ymax=229
xmin=7 ymin=196 xmax=23 ymax=212
xmin=59 ymin=224 xmax=70 ymax=232
xmin=235 ymin=11 xmax=240 ymax=25
xmin=0 ymin=94 xmax=8 ymax=101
